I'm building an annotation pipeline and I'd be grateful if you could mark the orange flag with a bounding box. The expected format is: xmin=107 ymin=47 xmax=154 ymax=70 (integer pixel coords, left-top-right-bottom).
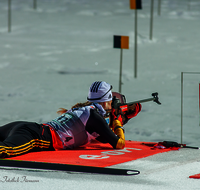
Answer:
xmin=113 ymin=35 xmax=129 ymax=49
xmin=130 ymin=0 xmax=142 ymax=9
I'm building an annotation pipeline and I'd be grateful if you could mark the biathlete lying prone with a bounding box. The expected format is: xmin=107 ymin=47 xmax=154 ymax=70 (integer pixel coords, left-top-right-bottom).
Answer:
xmin=0 ymin=81 xmax=141 ymax=158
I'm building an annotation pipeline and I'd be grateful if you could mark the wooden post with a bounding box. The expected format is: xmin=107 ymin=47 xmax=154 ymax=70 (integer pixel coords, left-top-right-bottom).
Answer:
xmin=150 ymin=0 xmax=154 ymax=40
xmin=33 ymin=0 xmax=37 ymax=9
xmin=8 ymin=0 xmax=11 ymax=32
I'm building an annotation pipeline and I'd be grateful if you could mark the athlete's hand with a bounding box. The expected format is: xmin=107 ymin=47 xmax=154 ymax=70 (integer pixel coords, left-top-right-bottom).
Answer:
xmin=113 ymin=119 xmax=125 ymax=149
xmin=110 ymin=109 xmax=123 ymax=127
xmin=113 ymin=119 xmax=124 ymax=132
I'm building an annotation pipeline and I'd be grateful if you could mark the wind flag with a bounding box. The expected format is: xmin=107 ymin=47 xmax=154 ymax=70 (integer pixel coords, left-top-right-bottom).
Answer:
xmin=113 ymin=35 xmax=129 ymax=49
xmin=130 ymin=0 xmax=142 ymax=10
xmin=113 ymin=35 xmax=129 ymax=93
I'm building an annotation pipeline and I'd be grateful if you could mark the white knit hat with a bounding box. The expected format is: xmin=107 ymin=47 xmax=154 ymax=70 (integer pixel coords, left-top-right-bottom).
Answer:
xmin=87 ymin=81 xmax=112 ymax=102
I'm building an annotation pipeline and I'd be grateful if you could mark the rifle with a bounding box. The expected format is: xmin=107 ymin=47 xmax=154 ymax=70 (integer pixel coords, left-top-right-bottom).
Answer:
xmin=161 ymin=141 xmax=199 ymax=149
xmin=142 ymin=141 xmax=199 ymax=149
xmin=110 ymin=92 xmax=161 ymax=125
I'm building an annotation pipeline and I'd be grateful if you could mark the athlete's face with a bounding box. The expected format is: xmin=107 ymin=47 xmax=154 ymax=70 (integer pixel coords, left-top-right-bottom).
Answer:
xmin=104 ymin=100 xmax=112 ymax=110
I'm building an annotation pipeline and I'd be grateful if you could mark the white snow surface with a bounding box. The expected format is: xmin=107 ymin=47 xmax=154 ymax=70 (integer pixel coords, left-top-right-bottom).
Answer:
xmin=0 ymin=0 xmax=200 ymax=189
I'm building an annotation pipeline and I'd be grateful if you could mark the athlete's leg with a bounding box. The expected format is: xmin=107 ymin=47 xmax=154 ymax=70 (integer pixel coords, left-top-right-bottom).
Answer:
xmin=0 ymin=121 xmax=25 ymax=141
xmin=0 ymin=122 xmax=53 ymax=157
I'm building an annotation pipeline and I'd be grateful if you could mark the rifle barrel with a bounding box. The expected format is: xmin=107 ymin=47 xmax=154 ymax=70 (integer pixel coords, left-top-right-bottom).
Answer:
xmin=124 ymin=97 xmax=155 ymax=105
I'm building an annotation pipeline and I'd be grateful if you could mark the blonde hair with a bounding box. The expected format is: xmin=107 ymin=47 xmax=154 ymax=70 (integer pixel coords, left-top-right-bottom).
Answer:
xmin=57 ymin=101 xmax=93 ymax=115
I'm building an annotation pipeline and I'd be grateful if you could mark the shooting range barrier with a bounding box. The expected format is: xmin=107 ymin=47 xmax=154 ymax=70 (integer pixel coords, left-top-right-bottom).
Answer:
xmin=181 ymin=72 xmax=200 ymax=144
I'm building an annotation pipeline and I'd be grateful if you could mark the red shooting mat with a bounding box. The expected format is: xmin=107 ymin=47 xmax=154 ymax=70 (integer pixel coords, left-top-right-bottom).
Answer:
xmin=7 ymin=141 xmax=171 ymax=167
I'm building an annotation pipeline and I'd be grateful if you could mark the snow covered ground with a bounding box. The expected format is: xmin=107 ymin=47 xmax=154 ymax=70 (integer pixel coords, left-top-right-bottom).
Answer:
xmin=0 ymin=0 xmax=200 ymax=189
xmin=0 ymin=0 xmax=200 ymax=146
xmin=0 ymin=147 xmax=200 ymax=190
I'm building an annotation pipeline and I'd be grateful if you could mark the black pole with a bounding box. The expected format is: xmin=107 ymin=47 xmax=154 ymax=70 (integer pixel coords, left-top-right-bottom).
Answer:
xmin=119 ymin=49 xmax=123 ymax=93
xmin=33 ymin=0 xmax=37 ymax=9
xmin=188 ymin=0 xmax=191 ymax=11
xmin=150 ymin=0 xmax=154 ymax=40
xmin=8 ymin=0 xmax=11 ymax=32
xmin=158 ymin=0 xmax=161 ymax=16
xmin=134 ymin=9 xmax=138 ymax=78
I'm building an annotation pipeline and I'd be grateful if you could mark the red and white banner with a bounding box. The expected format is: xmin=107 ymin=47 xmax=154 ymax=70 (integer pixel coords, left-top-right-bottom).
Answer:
xmin=7 ymin=141 xmax=171 ymax=167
